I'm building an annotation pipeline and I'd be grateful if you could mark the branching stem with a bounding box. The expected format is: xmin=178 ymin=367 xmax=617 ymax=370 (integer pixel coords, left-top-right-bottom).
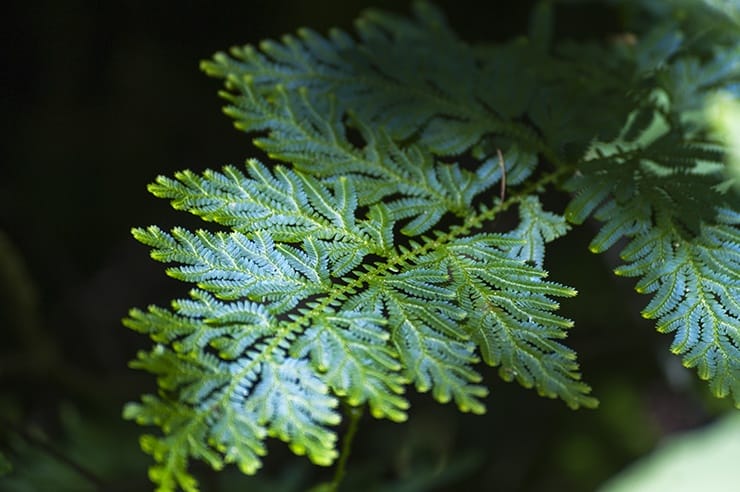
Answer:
xmin=328 ymin=403 xmax=364 ymax=492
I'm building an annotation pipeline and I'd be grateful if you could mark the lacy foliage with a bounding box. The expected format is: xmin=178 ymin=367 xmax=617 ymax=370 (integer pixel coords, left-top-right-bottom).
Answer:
xmin=126 ymin=1 xmax=740 ymax=490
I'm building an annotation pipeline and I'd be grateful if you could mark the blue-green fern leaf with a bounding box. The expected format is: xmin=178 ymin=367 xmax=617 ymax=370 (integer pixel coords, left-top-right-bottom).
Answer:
xmin=127 ymin=158 xmax=594 ymax=489
xmin=614 ymin=209 xmax=740 ymax=401
xmin=123 ymin=2 xmax=740 ymax=490
xmin=506 ymin=196 xmax=570 ymax=268
xmin=564 ymin=40 xmax=740 ymax=405
xmin=344 ymin=263 xmax=489 ymax=415
xmin=201 ymin=2 xmax=558 ymax=160
xmin=202 ymin=2 xmax=496 ymax=155
xmin=442 ymin=234 xmax=593 ymax=409
xmin=211 ymin=82 xmax=516 ymax=234
xmin=290 ymin=309 xmax=409 ymax=421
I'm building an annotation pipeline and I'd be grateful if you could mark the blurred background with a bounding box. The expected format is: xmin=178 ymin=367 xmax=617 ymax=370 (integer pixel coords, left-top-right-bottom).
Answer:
xmin=1 ymin=1 xmax=735 ymax=491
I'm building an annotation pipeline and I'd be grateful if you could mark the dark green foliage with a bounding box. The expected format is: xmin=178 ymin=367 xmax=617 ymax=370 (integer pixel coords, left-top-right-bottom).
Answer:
xmin=125 ymin=1 xmax=740 ymax=490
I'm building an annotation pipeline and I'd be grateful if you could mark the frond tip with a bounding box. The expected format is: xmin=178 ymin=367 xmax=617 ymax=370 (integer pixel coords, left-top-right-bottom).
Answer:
xmin=443 ymin=234 xmax=596 ymax=410
xmin=615 ymin=210 xmax=740 ymax=405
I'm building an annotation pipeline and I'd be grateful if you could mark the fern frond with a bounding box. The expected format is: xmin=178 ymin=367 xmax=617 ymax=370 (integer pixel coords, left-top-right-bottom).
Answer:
xmin=566 ymin=129 xmax=732 ymax=237
xmin=343 ymin=263 xmax=489 ymax=415
xmin=212 ymin=81 xmax=522 ymax=234
xmin=202 ymin=2 xmax=503 ymax=156
xmin=215 ymin=81 xmax=526 ymax=235
xmin=659 ymin=44 xmax=740 ymax=122
xmin=125 ymin=2 xmax=740 ymax=489
xmin=132 ymin=226 xmax=330 ymax=309
xmin=441 ymin=234 xmax=594 ymax=409
xmin=148 ymin=160 xmax=382 ymax=247
xmin=127 ymin=156 xmax=594 ymax=488
xmin=566 ymin=116 xmax=740 ymax=406
xmin=614 ymin=210 xmax=740 ymax=404
xmin=506 ymin=196 xmax=570 ymax=268
xmin=291 ymin=310 xmax=409 ymax=420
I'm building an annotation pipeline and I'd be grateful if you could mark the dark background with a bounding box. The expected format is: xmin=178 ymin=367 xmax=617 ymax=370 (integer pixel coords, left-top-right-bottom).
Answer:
xmin=0 ymin=1 xmax=731 ymax=491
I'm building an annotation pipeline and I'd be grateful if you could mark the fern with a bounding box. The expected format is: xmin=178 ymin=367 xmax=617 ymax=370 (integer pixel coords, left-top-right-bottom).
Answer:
xmin=125 ymin=161 xmax=588 ymax=489
xmin=126 ymin=1 xmax=740 ymax=490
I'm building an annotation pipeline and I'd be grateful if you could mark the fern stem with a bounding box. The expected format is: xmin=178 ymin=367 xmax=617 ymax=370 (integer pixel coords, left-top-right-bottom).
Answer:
xmin=328 ymin=403 xmax=364 ymax=491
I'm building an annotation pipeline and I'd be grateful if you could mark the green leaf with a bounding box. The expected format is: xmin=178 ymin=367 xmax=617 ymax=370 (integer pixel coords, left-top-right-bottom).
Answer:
xmin=615 ymin=210 xmax=740 ymax=404
xmin=126 ymin=2 xmax=740 ymax=490
xmin=568 ymin=101 xmax=740 ymax=406
xmin=444 ymin=234 xmax=595 ymax=409
xmin=507 ymin=196 xmax=570 ymax=267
